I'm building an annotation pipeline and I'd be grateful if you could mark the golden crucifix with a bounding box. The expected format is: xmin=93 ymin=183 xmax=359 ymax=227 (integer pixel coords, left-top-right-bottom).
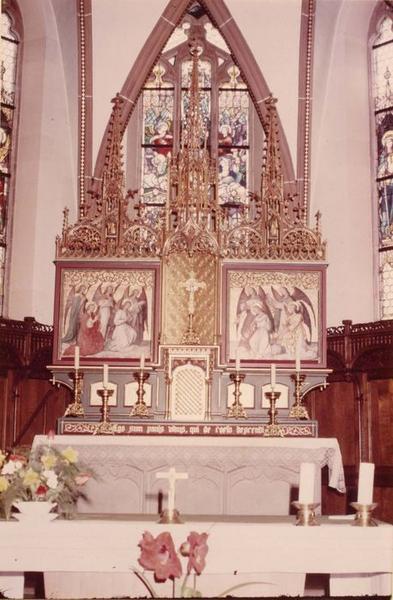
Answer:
xmin=181 ymin=270 xmax=206 ymax=344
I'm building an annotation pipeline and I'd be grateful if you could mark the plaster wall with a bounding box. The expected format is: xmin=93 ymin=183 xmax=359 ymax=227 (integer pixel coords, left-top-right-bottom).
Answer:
xmin=311 ymin=0 xmax=376 ymax=325
xmin=8 ymin=0 xmax=77 ymax=323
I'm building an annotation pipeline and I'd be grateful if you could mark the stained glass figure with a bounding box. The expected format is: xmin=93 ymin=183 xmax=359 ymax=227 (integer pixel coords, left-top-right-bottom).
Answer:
xmin=0 ymin=11 xmax=19 ymax=315
xmin=372 ymin=13 xmax=393 ymax=318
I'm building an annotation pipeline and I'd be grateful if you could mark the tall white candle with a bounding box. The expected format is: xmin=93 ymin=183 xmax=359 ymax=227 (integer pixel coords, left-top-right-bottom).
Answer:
xmin=295 ymin=342 xmax=301 ymax=372
xmin=357 ymin=462 xmax=375 ymax=504
xmin=74 ymin=345 xmax=80 ymax=370
xmin=140 ymin=352 xmax=145 ymax=370
xmin=103 ymin=363 xmax=109 ymax=388
xmin=298 ymin=462 xmax=316 ymax=504
xmin=270 ymin=363 xmax=276 ymax=387
xmin=235 ymin=348 xmax=240 ymax=371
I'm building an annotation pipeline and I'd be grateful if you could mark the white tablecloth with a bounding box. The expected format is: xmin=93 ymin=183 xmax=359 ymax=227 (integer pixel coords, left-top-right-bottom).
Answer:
xmin=1 ymin=515 xmax=392 ymax=598
xmin=33 ymin=435 xmax=346 ymax=515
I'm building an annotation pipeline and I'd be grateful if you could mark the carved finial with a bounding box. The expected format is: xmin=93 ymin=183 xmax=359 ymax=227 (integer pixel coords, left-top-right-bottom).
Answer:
xmin=315 ymin=210 xmax=322 ymax=234
xmin=62 ymin=207 xmax=69 ymax=234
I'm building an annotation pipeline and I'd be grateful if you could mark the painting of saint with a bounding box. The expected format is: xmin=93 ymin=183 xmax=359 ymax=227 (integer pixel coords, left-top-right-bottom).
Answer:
xmin=57 ymin=267 xmax=156 ymax=363
xmin=227 ymin=269 xmax=322 ymax=364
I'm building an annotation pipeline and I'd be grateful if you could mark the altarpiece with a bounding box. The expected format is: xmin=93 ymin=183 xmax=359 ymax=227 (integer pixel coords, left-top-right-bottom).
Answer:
xmin=50 ymin=27 xmax=327 ymax=438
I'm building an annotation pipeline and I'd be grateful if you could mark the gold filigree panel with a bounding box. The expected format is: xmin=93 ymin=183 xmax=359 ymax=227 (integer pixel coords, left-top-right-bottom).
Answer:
xmin=162 ymin=253 xmax=217 ymax=345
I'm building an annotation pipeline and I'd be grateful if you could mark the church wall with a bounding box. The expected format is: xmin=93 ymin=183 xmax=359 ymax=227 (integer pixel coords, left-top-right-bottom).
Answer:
xmin=5 ymin=0 xmax=381 ymax=330
xmin=8 ymin=0 xmax=78 ymax=324
xmin=311 ymin=0 xmax=377 ymax=325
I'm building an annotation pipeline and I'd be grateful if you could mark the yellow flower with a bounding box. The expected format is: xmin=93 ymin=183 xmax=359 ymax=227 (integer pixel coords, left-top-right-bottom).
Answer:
xmin=41 ymin=452 xmax=57 ymax=469
xmin=0 ymin=451 xmax=6 ymax=467
xmin=61 ymin=447 xmax=78 ymax=463
xmin=23 ymin=468 xmax=40 ymax=486
xmin=0 ymin=476 xmax=9 ymax=492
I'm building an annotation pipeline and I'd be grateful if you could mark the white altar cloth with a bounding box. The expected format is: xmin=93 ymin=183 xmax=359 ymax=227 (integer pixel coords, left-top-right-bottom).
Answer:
xmin=33 ymin=435 xmax=346 ymax=515
xmin=1 ymin=515 xmax=392 ymax=598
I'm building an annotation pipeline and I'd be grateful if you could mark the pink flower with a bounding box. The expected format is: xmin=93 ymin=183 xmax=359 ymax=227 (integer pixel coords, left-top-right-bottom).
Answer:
xmin=184 ymin=532 xmax=209 ymax=575
xmin=138 ymin=531 xmax=182 ymax=581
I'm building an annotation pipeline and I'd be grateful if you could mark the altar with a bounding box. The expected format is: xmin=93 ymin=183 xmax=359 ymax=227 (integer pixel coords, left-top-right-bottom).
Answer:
xmin=33 ymin=435 xmax=345 ymax=516
xmin=1 ymin=514 xmax=392 ymax=598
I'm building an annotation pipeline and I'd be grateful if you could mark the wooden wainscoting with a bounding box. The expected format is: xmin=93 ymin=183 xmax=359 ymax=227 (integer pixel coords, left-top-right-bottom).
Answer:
xmin=306 ymin=319 xmax=393 ymax=524
xmin=0 ymin=317 xmax=70 ymax=449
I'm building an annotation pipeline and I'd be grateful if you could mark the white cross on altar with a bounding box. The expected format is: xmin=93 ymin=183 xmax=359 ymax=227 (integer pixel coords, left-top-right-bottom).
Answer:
xmin=156 ymin=467 xmax=189 ymax=512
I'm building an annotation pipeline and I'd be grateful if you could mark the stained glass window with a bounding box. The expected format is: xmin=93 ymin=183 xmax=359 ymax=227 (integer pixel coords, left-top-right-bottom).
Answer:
xmin=0 ymin=11 xmax=19 ymax=315
xmin=133 ymin=2 xmax=263 ymax=217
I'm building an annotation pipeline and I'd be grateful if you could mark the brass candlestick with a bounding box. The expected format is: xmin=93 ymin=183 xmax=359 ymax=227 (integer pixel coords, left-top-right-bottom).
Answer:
xmin=94 ymin=388 xmax=115 ymax=435
xmin=350 ymin=502 xmax=378 ymax=527
xmin=64 ymin=370 xmax=85 ymax=417
xmin=264 ymin=390 xmax=284 ymax=437
xmin=292 ymin=501 xmax=320 ymax=526
xmin=227 ymin=372 xmax=247 ymax=418
xmin=158 ymin=508 xmax=184 ymax=524
xmin=130 ymin=370 xmax=150 ymax=417
xmin=289 ymin=372 xmax=309 ymax=420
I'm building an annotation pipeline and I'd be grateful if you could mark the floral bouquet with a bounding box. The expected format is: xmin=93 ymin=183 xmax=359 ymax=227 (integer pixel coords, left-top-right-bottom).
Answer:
xmin=136 ymin=530 xmax=209 ymax=598
xmin=0 ymin=444 xmax=94 ymax=520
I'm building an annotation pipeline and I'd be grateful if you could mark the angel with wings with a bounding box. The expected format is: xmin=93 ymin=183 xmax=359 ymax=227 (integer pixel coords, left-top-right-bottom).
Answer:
xmin=270 ymin=285 xmax=316 ymax=356
xmin=92 ymin=282 xmax=120 ymax=342
xmin=127 ymin=286 xmax=148 ymax=345
xmin=62 ymin=283 xmax=88 ymax=345
xmin=236 ymin=285 xmax=274 ymax=356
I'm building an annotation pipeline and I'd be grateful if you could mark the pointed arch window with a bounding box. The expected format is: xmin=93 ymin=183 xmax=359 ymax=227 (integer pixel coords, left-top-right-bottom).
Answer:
xmin=371 ymin=11 xmax=393 ymax=319
xmin=125 ymin=3 xmax=264 ymax=221
xmin=0 ymin=8 xmax=20 ymax=316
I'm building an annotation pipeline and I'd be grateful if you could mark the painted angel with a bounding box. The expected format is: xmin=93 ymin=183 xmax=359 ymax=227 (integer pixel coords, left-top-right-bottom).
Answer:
xmin=236 ymin=285 xmax=274 ymax=353
xmin=270 ymin=285 xmax=316 ymax=355
xmin=62 ymin=283 xmax=88 ymax=345
xmin=92 ymin=282 xmax=120 ymax=342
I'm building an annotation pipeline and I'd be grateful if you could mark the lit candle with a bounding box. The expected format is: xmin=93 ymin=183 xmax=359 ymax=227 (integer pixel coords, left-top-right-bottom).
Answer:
xmin=295 ymin=340 xmax=301 ymax=372
xmin=74 ymin=345 xmax=80 ymax=370
xmin=140 ymin=352 xmax=145 ymax=370
xmin=270 ymin=363 xmax=276 ymax=388
xmin=103 ymin=363 xmax=109 ymax=388
xmin=235 ymin=348 xmax=240 ymax=371
xmin=298 ymin=462 xmax=316 ymax=504
xmin=357 ymin=462 xmax=375 ymax=505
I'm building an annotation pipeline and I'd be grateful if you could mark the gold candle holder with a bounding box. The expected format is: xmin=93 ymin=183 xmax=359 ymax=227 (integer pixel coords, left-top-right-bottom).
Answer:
xmin=227 ymin=372 xmax=247 ymax=419
xmin=291 ymin=501 xmax=320 ymax=526
xmin=264 ymin=390 xmax=284 ymax=437
xmin=130 ymin=371 xmax=150 ymax=418
xmin=158 ymin=508 xmax=184 ymax=524
xmin=350 ymin=502 xmax=378 ymax=526
xmin=94 ymin=388 xmax=115 ymax=435
xmin=289 ymin=372 xmax=309 ymax=420
xmin=64 ymin=370 xmax=85 ymax=417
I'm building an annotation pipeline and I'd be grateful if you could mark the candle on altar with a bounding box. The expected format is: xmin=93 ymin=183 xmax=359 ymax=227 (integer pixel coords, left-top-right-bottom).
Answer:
xmin=295 ymin=342 xmax=301 ymax=372
xmin=298 ymin=462 xmax=316 ymax=504
xmin=235 ymin=348 xmax=240 ymax=371
xmin=103 ymin=363 xmax=109 ymax=388
xmin=140 ymin=352 xmax=145 ymax=370
xmin=357 ymin=462 xmax=375 ymax=505
xmin=74 ymin=345 xmax=80 ymax=370
xmin=270 ymin=363 xmax=276 ymax=388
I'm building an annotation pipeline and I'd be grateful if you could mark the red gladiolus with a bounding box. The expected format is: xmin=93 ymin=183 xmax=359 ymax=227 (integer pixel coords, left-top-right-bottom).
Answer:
xmin=185 ymin=532 xmax=209 ymax=575
xmin=138 ymin=531 xmax=182 ymax=581
xmin=35 ymin=484 xmax=48 ymax=496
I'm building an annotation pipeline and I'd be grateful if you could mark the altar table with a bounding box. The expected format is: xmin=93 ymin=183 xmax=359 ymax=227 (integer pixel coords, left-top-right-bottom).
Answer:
xmin=1 ymin=515 xmax=392 ymax=598
xmin=33 ymin=435 xmax=346 ymax=515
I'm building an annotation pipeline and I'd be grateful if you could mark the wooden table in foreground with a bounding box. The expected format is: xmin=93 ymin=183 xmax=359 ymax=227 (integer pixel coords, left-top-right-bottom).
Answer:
xmin=1 ymin=514 xmax=392 ymax=598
